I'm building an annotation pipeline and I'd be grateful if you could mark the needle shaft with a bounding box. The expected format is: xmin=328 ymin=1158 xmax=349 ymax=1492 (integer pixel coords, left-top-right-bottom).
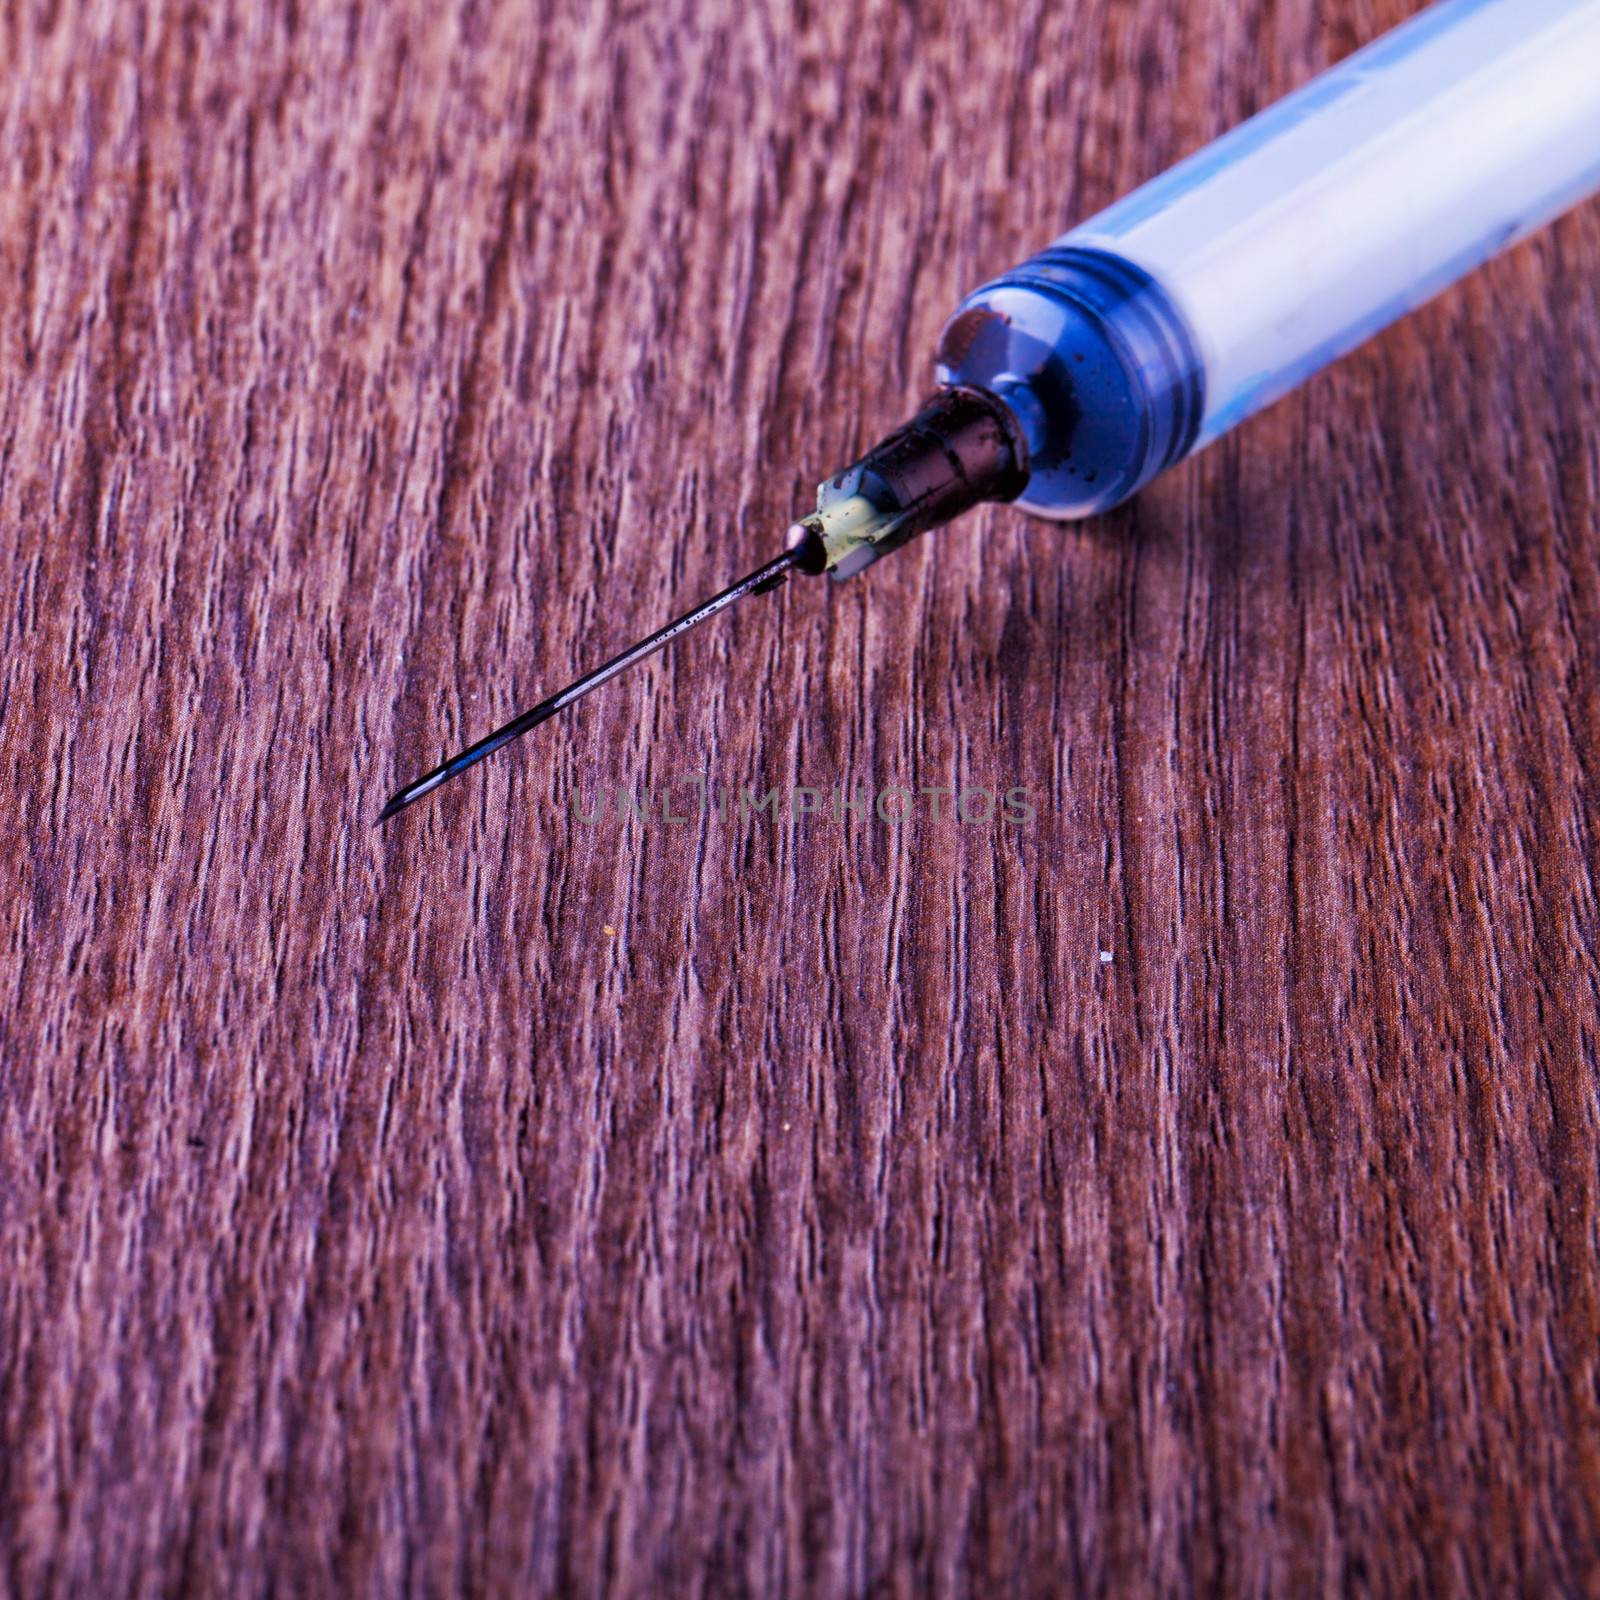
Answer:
xmin=377 ymin=543 xmax=809 ymax=823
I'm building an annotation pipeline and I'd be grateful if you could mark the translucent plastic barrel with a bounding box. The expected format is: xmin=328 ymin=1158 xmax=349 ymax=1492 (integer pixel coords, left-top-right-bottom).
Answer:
xmin=938 ymin=0 xmax=1600 ymax=520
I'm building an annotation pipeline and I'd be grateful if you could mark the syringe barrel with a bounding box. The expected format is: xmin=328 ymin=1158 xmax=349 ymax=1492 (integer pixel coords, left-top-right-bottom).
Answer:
xmin=938 ymin=0 xmax=1600 ymax=521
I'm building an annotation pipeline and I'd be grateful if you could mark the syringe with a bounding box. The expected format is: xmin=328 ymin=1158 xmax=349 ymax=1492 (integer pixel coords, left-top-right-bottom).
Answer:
xmin=379 ymin=0 xmax=1600 ymax=822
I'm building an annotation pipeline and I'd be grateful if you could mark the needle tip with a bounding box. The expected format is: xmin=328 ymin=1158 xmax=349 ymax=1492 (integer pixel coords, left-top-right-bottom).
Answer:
xmin=375 ymin=764 xmax=452 ymax=824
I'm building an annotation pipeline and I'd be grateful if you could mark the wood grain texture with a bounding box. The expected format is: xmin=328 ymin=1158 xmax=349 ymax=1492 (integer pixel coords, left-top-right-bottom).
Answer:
xmin=3 ymin=0 xmax=1600 ymax=1593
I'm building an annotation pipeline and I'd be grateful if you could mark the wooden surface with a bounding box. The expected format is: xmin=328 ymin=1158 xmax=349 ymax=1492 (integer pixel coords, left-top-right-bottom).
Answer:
xmin=4 ymin=0 xmax=1600 ymax=1593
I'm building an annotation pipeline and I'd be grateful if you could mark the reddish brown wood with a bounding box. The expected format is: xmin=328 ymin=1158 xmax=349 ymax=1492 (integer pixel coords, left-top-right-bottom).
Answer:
xmin=2 ymin=0 xmax=1599 ymax=1592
